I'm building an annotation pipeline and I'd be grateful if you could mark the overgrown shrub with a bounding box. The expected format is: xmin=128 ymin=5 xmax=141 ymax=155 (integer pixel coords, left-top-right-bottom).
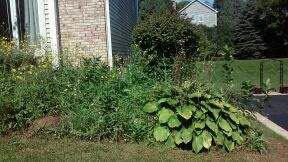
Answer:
xmin=143 ymin=81 xmax=253 ymax=153
xmin=133 ymin=12 xmax=199 ymax=73
xmin=0 ymin=45 xmax=157 ymax=142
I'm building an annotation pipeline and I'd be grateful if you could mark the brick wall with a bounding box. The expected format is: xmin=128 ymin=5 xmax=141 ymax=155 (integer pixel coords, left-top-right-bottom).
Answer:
xmin=58 ymin=0 xmax=108 ymax=64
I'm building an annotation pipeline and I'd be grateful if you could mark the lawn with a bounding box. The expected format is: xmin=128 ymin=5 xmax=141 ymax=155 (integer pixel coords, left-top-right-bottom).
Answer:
xmin=1 ymin=123 xmax=288 ymax=162
xmin=197 ymin=58 xmax=288 ymax=91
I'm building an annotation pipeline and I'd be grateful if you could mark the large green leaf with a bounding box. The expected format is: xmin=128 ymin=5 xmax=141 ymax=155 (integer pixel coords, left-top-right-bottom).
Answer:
xmin=202 ymin=131 xmax=212 ymax=149
xmin=143 ymin=102 xmax=158 ymax=113
xmin=158 ymin=108 xmax=174 ymax=124
xmin=224 ymin=103 xmax=237 ymax=113
xmin=174 ymin=131 xmax=183 ymax=145
xmin=224 ymin=138 xmax=235 ymax=152
xmin=232 ymin=132 xmax=244 ymax=145
xmin=181 ymin=128 xmax=193 ymax=144
xmin=167 ymin=99 xmax=179 ymax=106
xmin=207 ymin=106 xmax=221 ymax=120
xmin=194 ymin=110 xmax=204 ymax=119
xmin=214 ymin=132 xmax=225 ymax=145
xmin=194 ymin=120 xmax=205 ymax=129
xmin=168 ymin=115 xmax=181 ymax=128
xmin=229 ymin=113 xmax=240 ymax=124
xmin=153 ymin=126 xmax=170 ymax=142
xmin=223 ymin=130 xmax=232 ymax=137
xmin=209 ymin=100 xmax=224 ymax=109
xmin=192 ymin=134 xmax=203 ymax=153
xmin=206 ymin=120 xmax=218 ymax=133
xmin=165 ymin=135 xmax=176 ymax=148
xmin=218 ymin=118 xmax=232 ymax=132
xmin=239 ymin=116 xmax=251 ymax=127
xmin=177 ymin=105 xmax=195 ymax=120
xmin=157 ymin=98 xmax=169 ymax=104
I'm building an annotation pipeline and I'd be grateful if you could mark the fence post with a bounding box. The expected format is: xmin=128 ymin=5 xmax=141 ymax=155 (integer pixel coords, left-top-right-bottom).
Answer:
xmin=260 ymin=62 xmax=264 ymax=90
xmin=280 ymin=61 xmax=284 ymax=93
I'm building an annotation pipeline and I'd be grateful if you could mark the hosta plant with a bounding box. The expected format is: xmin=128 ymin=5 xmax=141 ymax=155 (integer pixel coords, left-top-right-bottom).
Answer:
xmin=143 ymin=83 xmax=251 ymax=153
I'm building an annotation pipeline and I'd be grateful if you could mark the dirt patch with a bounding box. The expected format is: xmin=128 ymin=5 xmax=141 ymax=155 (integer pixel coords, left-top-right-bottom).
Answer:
xmin=24 ymin=116 xmax=60 ymax=138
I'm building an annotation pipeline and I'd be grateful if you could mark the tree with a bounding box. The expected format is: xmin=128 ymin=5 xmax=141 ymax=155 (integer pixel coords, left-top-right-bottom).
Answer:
xmin=139 ymin=0 xmax=173 ymax=20
xmin=213 ymin=0 xmax=225 ymax=10
xmin=176 ymin=1 xmax=190 ymax=11
xmin=233 ymin=1 xmax=267 ymax=58
xmin=216 ymin=0 xmax=245 ymax=47
xmin=234 ymin=0 xmax=288 ymax=58
xmin=254 ymin=0 xmax=288 ymax=57
xmin=133 ymin=12 xmax=199 ymax=83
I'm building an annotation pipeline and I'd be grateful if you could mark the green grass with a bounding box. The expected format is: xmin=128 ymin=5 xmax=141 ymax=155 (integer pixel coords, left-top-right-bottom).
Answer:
xmin=197 ymin=59 xmax=288 ymax=90
xmin=1 ymin=123 xmax=288 ymax=161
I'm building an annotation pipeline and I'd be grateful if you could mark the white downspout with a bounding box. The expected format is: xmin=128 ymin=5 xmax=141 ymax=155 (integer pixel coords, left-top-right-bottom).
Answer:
xmin=37 ymin=0 xmax=46 ymax=38
xmin=48 ymin=0 xmax=60 ymax=69
xmin=9 ymin=0 xmax=20 ymax=46
xmin=105 ymin=0 xmax=113 ymax=68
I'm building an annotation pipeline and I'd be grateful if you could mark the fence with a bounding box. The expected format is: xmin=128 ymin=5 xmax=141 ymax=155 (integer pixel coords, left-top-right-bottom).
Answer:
xmin=196 ymin=59 xmax=288 ymax=92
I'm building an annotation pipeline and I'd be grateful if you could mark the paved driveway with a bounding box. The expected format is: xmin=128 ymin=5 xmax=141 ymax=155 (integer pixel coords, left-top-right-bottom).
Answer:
xmin=259 ymin=95 xmax=288 ymax=130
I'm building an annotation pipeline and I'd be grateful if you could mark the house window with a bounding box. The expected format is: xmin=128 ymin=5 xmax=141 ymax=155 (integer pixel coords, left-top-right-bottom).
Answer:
xmin=192 ymin=14 xmax=206 ymax=24
xmin=1 ymin=0 xmax=40 ymax=43
xmin=17 ymin=0 xmax=40 ymax=43
xmin=0 ymin=0 xmax=12 ymax=39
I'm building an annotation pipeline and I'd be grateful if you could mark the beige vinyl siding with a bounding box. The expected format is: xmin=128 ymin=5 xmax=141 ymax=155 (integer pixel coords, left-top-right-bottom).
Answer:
xmin=181 ymin=1 xmax=217 ymax=27
xmin=109 ymin=0 xmax=138 ymax=56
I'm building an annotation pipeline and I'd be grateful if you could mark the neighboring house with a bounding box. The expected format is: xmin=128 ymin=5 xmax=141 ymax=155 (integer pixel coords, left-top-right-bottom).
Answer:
xmin=179 ymin=0 xmax=218 ymax=27
xmin=0 ymin=0 xmax=139 ymax=67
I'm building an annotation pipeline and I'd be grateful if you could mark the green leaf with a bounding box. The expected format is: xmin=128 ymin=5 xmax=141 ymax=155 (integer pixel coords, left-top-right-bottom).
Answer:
xmin=239 ymin=116 xmax=251 ymax=127
xmin=165 ymin=135 xmax=176 ymax=148
xmin=209 ymin=100 xmax=224 ymax=109
xmin=153 ymin=126 xmax=170 ymax=142
xmin=202 ymin=131 xmax=212 ymax=149
xmin=229 ymin=113 xmax=240 ymax=124
xmin=188 ymin=92 xmax=202 ymax=99
xmin=192 ymin=134 xmax=203 ymax=154
xmin=218 ymin=118 xmax=232 ymax=132
xmin=224 ymin=103 xmax=237 ymax=113
xmin=181 ymin=128 xmax=193 ymax=144
xmin=168 ymin=115 xmax=181 ymax=128
xmin=174 ymin=131 xmax=183 ymax=145
xmin=158 ymin=108 xmax=174 ymax=124
xmin=143 ymin=102 xmax=158 ymax=113
xmin=207 ymin=106 xmax=221 ymax=120
xmin=158 ymin=98 xmax=169 ymax=104
xmin=224 ymin=138 xmax=235 ymax=152
xmin=177 ymin=105 xmax=195 ymax=120
xmin=194 ymin=110 xmax=204 ymax=119
xmin=223 ymin=130 xmax=232 ymax=137
xmin=194 ymin=120 xmax=206 ymax=129
xmin=229 ymin=121 xmax=237 ymax=130
xmin=232 ymin=132 xmax=244 ymax=145
xmin=214 ymin=132 xmax=225 ymax=145
xmin=200 ymin=103 xmax=209 ymax=113
xmin=167 ymin=99 xmax=179 ymax=106
xmin=206 ymin=120 xmax=218 ymax=133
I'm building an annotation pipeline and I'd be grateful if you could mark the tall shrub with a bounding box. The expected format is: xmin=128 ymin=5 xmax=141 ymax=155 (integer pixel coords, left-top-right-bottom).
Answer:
xmin=133 ymin=12 xmax=199 ymax=81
